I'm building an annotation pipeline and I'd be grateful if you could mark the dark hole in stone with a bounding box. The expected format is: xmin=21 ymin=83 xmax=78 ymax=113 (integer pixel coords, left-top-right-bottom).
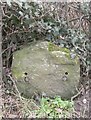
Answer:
xmin=21 ymin=92 xmax=23 ymax=96
xmin=24 ymin=72 xmax=28 ymax=75
xmin=65 ymin=72 xmax=68 ymax=75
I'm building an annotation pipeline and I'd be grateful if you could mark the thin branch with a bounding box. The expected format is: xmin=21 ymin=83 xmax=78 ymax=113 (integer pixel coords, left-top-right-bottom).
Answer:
xmin=69 ymin=17 xmax=80 ymax=22
xmin=71 ymin=88 xmax=83 ymax=102
xmin=8 ymin=75 xmax=22 ymax=101
xmin=0 ymin=3 xmax=3 ymax=119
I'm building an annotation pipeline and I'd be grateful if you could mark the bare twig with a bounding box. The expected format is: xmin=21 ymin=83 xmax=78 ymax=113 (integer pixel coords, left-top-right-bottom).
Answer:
xmin=71 ymin=88 xmax=83 ymax=102
xmin=0 ymin=2 xmax=3 ymax=119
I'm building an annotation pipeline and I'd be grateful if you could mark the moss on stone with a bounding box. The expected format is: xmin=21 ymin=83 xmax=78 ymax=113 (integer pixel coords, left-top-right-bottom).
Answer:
xmin=48 ymin=42 xmax=79 ymax=63
xmin=48 ymin=42 xmax=70 ymax=53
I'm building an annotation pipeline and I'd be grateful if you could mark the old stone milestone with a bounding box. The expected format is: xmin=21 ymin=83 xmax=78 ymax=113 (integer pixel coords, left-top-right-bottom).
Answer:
xmin=12 ymin=41 xmax=80 ymax=99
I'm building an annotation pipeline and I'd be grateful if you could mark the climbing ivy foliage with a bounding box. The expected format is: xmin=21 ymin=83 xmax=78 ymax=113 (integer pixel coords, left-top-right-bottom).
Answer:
xmin=2 ymin=2 xmax=90 ymax=67
xmin=2 ymin=2 xmax=68 ymax=45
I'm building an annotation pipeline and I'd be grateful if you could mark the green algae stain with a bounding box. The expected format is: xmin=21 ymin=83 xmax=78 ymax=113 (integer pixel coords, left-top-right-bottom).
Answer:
xmin=48 ymin=42 xmax=72 ymax=60
xmin=48 ymin=42 xmax=70 ymax=53
xmin=12 ymin=68 xmax=23 ymax=79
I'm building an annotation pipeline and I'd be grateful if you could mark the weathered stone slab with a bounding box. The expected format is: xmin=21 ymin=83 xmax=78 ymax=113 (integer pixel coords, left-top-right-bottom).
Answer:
xmin=12 ymin=41 xmax=80 ymax=99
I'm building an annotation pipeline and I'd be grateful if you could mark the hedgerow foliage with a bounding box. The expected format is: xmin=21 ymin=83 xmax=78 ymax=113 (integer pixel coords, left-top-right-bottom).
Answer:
xmin=2 ymin=2 xmax=91 ymax=70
